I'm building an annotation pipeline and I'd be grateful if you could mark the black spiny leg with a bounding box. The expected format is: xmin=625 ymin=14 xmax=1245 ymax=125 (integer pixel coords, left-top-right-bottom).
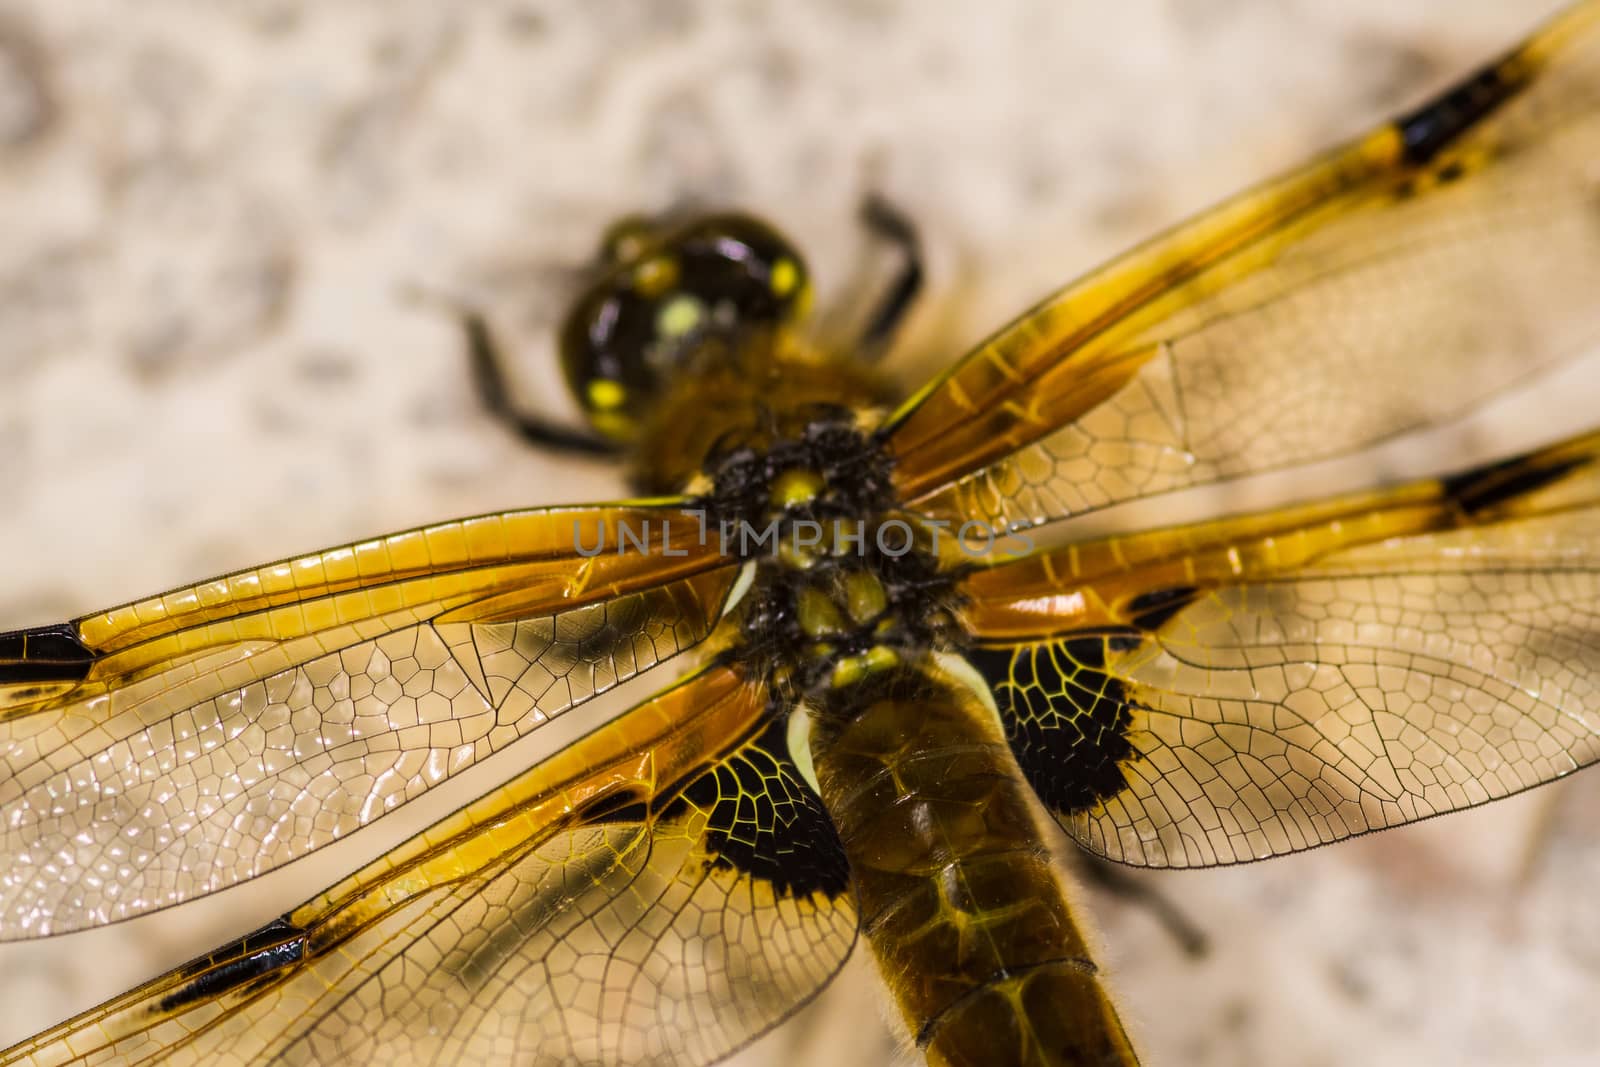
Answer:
xmin=458 ymin=309 xmax=622 ymax=456
xmin=855 ymin=194 xmax=925 ymax=362
xmin=406 ymin=284 xmax=622 ymax=457
xmin=1075 ymin=853 xmax=1209 ymax=959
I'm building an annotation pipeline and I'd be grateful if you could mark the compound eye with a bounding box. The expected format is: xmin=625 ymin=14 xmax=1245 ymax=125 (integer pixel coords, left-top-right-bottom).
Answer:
xmin=557 ymin=286 xmax=659 ymax=443
xmin=558 ymin=212 xmax=809 ymax=443
xmin=597 ymin=214 xmax=658 ymax=266
xmin=669 ymin=215 xmax=810 ymax=333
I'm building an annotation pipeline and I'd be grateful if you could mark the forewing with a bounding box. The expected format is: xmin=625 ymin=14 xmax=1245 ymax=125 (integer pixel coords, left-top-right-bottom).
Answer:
xmin=962 ymin=431 xmax=1600 ymax=867
xmin=0 ymin=666 xmax=855 ymax=1067
xmin=0 ymin=504 xmax=737 ymax=935
xmin=887 ymin=1 xmax=1600 ymax=530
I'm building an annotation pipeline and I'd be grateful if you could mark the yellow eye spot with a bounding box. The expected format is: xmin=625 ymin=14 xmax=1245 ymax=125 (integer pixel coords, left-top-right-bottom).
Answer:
xmin=632 ymin=256 xmax=678 ymax=298
xmin=656 ymin=294 xmax=704 ymax=339
xmin=590 ymin=410 xmax=638 ymax=441
xmin=769 ymin=257 xmax=800 ymax=298
xmin=587 ymin=379 xmax=627 ymax=411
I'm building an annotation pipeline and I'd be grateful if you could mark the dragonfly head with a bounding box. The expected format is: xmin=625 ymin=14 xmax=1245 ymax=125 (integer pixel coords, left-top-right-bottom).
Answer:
xmin=559 ymin=212 xmax=811 ymax=442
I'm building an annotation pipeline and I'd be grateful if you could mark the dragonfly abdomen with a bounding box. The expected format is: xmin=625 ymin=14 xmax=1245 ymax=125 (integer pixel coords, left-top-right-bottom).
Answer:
xmin=809 ymin=657 xmax=1140 ymax=1067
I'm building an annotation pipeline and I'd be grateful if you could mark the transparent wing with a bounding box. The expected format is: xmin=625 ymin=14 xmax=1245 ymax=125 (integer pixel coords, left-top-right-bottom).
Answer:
xmin=0 ymin=503 xmax=737 ymax=935
xmin=962 ymin=430 xmax=1600 ymax=867
xmin=0 ymin=666 xmax=856 ymax=1067
xmin=887 ymin=0 xmax=1600 ymax=530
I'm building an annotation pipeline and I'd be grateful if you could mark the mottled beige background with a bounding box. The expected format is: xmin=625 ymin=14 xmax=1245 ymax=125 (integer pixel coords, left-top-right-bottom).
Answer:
xmin=2 ymin=2 xmax=1598 ymax=1065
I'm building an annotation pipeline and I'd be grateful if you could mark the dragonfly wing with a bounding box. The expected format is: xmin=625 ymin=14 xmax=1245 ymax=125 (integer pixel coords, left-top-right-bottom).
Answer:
xmin=961 ymin=431 xmax=1600 ymax=866
xmin=0 ymin=504 xmax=737 ymax=935
xmin=0 ymin=666 xmax=854 ymax=1067
xmin=887 ymin=1 xmax=1600 ymax=530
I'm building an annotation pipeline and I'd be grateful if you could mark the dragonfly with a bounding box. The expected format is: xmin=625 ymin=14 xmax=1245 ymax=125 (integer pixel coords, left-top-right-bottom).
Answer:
xmin=3 ymin=2 xmax=1600 ymax=1064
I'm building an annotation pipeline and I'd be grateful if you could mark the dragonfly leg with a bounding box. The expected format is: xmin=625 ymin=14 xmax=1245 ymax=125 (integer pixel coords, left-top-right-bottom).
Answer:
xmin=456 ymin=308 xmax=622 ymax=455
xmin=1076 ymin=854 xmax=1210 ymax=959
xmin=854 ymin=193 xmax=925 ymax=362
xmin=407 ymin=282 xmax=623 ymax=457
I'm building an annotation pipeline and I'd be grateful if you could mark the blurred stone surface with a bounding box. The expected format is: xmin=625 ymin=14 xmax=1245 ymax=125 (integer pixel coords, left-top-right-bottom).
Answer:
xmin=0 ymin=2 xmax=1596 ymax=1065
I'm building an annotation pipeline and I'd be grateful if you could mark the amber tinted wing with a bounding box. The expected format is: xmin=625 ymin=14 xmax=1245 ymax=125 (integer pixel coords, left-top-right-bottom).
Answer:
xmin=886 ymin=1 xmax=1600 ymax=530
xmin=0 ymin=666 xmax=855 ymax=1067
xmin=961 ymin=430 xmax=1600 ymax=867
xmin=0 ymin=503 xmax=737 ymax=935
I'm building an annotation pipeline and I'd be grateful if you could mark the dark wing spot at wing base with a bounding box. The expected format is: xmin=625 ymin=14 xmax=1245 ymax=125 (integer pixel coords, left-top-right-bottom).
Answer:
xmin=972 ymin=636 xmax=1138 ymax=817
xmin=663 ymin=716 xmax=851 ymax=901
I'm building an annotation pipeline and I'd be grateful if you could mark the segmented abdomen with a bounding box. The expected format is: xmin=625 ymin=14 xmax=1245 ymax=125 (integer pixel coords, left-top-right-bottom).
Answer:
xmin=809 ymin=657 xmax=1139 ymax=1067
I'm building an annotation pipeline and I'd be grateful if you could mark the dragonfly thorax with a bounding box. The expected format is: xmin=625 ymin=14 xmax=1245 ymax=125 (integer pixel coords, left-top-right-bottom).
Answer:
xmin=697 ymin=413 xmax=964 ymax=702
